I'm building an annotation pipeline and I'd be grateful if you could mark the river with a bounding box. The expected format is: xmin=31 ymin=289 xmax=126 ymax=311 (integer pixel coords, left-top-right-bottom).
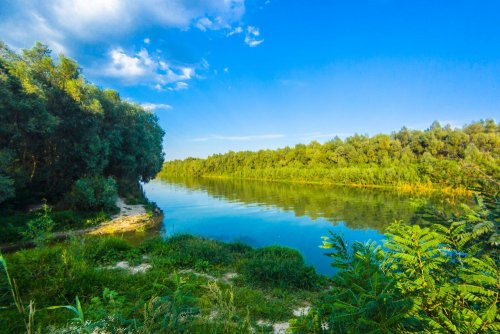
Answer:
xmin=143 ymin=177 xmax=441 ymax=275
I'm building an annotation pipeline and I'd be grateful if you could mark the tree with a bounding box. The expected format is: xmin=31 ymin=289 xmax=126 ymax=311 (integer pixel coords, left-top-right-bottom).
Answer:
xmin=0 ymin=42 xmax=165 ymax=207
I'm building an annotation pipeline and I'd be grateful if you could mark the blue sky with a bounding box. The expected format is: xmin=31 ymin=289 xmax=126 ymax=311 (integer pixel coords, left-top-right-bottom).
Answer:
xmin=1 ymin=0 xmax=499 ymax=160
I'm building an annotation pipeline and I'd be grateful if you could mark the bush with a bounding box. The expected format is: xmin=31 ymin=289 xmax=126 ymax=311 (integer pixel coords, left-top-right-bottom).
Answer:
xmin=0 ymin=174 xmax=14 ymax=204
xmin=81 ymin=237 xmax=133 ymax=264
xmin=66 ymin=176 xmax=118 ymax=211
xmin=164 ymin=235 xmax=233 ymax=267
xmin=21 ymin=202 xmax=54 ymax=247
xmin=240 ymin=246 xmax=318 ymax=289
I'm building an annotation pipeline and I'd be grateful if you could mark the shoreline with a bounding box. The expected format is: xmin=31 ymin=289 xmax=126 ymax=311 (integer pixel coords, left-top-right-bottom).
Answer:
xmin=159 ymin=173 xmax=473 ymax=197
xmin=0 ymin=199 xmax=164 ymax=253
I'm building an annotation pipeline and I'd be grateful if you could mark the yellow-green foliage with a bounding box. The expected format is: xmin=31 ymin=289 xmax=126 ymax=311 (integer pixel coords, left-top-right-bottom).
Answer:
xmin=160 ymin=120 xmax=500 ymax=194
xmin=292 ymin=195 xmax=499 ymax=333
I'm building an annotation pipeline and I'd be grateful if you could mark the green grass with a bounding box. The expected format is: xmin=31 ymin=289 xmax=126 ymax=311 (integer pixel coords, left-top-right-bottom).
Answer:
xmin=240 ymin=246 xmax=320 ymax=290
xmin=0 ymin=235 xmax=328 ymax=333
xmin=0 ymin=209 xmax=112 ymax=244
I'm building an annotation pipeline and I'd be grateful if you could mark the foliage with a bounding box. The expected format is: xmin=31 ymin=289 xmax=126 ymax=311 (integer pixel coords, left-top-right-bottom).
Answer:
xmin=0 ymin=209 xmax=110 ymax=244
xmin=199 ymin=281 xmax=252 ymax=333
xmin=291 ymin=234 xmax=414 ymax=333
xmin=47 ymin=296 xmax=85 ymax=328
xmin=160 ymin=120 xmax=499 ymax=194
xmin=240 ymin=246 xmax=319 ymax=289
xmin=0 ymin=174 xmax=14 ymax=203
xmin=21 ymin=202 xmax=54 ymax=247
xmin=0 ymin=42 xmax=164 ymax=206
xmin=149 ymin=234 xmax=251 ymax=268
xmin=292 ymin=195 xmax=500 ymax=333
xmin=0 ymin=253 xmax=36 ymax=333
xmin=0 ymin=235 xmax=323 ymax=333
xmin=65 ymin=176 xmax=118 ymax=211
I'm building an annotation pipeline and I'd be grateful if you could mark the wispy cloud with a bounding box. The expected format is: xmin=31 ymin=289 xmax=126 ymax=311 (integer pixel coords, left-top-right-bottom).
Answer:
xmin=244 ymin=26 xmax=264 ymax=47
xmin=190 ymin=134 xmax=285 ymax=142
xmin=227 ymin=26 xmax=243 ymax=36
xmin=226 ymin=25 xmax=264 ymax=47
xmin=168 ymin=82 xmax=189 ymax=91
xmin=141 ymin=103 xmax=172 ymax=111
xmin=189 ymin=132 xmax=353 ymax=143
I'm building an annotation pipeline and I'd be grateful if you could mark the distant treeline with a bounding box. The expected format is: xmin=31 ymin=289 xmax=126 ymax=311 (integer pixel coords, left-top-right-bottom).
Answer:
xmin=0 ymin=42 xmax=164 ymax=209
xmin=160 ymin=120 xmax=499 ymax=192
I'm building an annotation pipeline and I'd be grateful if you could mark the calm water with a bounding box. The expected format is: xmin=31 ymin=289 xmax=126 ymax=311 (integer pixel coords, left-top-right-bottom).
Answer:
xmin=143 ymin=177 xmax=430 ymax=275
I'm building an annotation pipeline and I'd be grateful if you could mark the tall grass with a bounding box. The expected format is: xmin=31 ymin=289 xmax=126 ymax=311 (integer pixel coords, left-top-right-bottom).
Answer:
xmin=0 ymin=253 xmax=36 ymax=333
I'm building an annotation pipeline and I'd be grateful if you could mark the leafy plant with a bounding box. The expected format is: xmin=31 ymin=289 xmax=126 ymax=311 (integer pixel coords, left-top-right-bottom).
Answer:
xmin=293 ymin=194 xmax=499 ymax=333
xmin=21 ymin=201 xmax=54 ymax=247
xmin=139 ymin=272 xmax=199 ymax=333
xmin=200 ymin=281 xmax=252 ymax=333
xmin=66 ymin=176 xmax=118 ymax=212
xmin=0 ymin=253 xmax=36 ymax=333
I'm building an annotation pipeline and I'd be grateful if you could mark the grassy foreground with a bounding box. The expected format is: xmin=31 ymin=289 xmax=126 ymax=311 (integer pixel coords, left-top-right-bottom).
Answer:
xmin=0 ymin=235 xmax=326 ymax=333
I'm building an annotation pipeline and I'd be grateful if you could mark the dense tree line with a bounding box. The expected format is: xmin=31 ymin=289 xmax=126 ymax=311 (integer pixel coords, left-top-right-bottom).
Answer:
xmin=0 ymin=42 xmax=164 ymax=209
xmin=161 ymin=120 xmax=499 ymax=192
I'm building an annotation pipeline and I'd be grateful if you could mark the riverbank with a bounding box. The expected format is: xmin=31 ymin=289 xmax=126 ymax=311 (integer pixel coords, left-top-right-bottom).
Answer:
xmin=0 ymin=234 xmax=327 ymax=333
xmin=0 ymin=197 xmax=163 ymax=253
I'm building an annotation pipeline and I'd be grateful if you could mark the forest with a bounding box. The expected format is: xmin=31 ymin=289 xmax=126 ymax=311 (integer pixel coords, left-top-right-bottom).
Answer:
xmin=0 ymin=42 xmax=165 ymax=210
xmin=160 ymin=120 xmax=499 ymax=194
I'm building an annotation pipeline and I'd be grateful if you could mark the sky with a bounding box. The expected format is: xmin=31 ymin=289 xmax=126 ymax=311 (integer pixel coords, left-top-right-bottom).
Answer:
xmin=1 ymin=0 xmax=499 ymax=160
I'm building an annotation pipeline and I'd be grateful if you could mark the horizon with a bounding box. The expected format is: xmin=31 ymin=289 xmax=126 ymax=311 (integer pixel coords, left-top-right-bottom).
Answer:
xmin=1 ymin=1 xmax=499 ymax=160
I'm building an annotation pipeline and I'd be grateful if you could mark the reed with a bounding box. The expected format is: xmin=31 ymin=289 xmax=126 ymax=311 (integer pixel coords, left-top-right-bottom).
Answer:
xmin=0 ymin=253 xmax=36 ymax=333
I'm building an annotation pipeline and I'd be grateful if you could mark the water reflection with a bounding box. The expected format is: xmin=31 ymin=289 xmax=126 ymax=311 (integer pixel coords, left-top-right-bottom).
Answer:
xmin=143 ymin=177 xmax=444 ymax=275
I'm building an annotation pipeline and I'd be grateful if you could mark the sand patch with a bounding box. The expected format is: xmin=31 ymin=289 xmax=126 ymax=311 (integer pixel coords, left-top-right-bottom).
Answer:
xmin=107 ymin=261 xmax=152 ymax=274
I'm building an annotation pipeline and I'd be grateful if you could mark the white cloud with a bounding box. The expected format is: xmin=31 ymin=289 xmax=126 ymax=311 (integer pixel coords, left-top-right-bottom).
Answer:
xmin=224 ymin=67 xmax=229 ymax=73
xmin=189 ymin=132 xmax=355 ymax=143
xmin=195 ymin=16 xmax=230 ymax=31
xmin=144 ymin=37 xmax=151 ymax=44
xmin=0 ymin=0 xmax=249 ymax=53
xmin=226 ymin=25 xmax=264 ymax=47
xmin=141 ymin=103 xmax=172 ymax=111
xmin=244 ymin=26 xmax=264 ymax=47
xmin=106 ymin=48 xmax=148 ymax=78
xmin=168 ymin=82 xmax=189 ymax=91
xmin=226 ymin=26 xmax=243 ymax=36
xmin=104 ymin=47 xmax=201 ymax=90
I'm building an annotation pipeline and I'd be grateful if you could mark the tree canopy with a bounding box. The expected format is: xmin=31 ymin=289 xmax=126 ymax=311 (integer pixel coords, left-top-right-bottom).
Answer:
xmin=0 ymin=42 xmax=165 ymax=208
xmin=161 ymin=120 xmax=499 ymax=193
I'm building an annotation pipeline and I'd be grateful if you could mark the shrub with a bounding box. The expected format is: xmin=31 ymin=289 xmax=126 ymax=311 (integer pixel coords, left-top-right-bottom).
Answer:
xmin=66 ymin=176 xmax=118 ymax=211
xmin=165 ymin=235 xmax=233 ymax=267
xmin=240 ymin=246 xmax=318 ymax=289
xmin=0 ymin=174 xmax=14 ymax=204
xmin=21 ymin=202 xmax=54 ymax=247
xmin=81 ymin=237 xmax=133 ymax=264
